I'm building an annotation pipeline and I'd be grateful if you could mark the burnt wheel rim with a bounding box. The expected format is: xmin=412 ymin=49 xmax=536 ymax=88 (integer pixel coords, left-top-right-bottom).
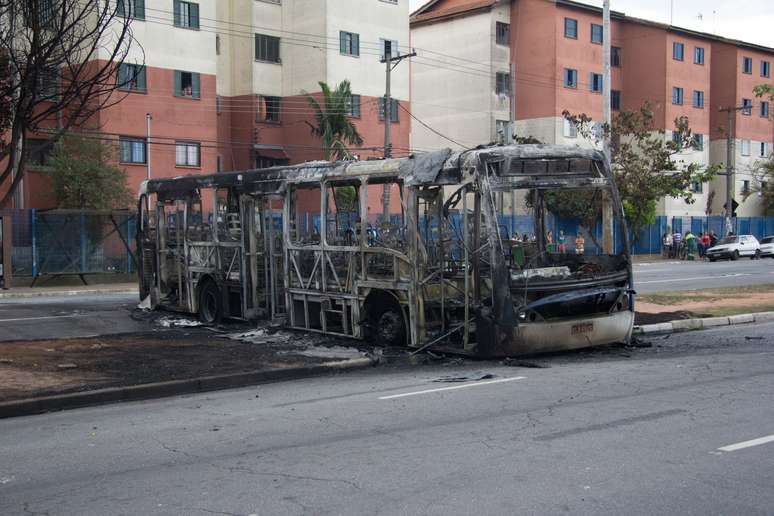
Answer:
xmin=201 ymin=289 xmax=218 ymax=323
xmin=377 ymin=310 xmax=404 ymax=344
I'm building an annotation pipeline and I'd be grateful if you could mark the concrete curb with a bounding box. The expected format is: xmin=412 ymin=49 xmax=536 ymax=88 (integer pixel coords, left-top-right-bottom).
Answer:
xmin=633 ymin=311 xmax=774 ymax=336
xmin=0 ymin=357 xmax=375 ymax=419
xmin=0 ymin=288 xmax=138 ymax=299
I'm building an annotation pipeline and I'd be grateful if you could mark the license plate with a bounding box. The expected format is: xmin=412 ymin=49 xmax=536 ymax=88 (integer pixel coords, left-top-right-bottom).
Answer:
xmin=571 ymin=322 xmax=594 ymax=335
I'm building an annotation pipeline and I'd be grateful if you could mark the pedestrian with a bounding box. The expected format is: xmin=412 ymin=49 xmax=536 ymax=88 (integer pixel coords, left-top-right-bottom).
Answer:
xmin=558 ymin=229 xmax=566 ymax=253
xmin=696 ymin=233 xmax=704 ymax=260
xmin=709 ymin=231 xmax=718 ymax=248
xmin=701 ymin=232 xmax=711 ymax=259
xmin=522 ymin=232 xmax=529 ymax=243
xmin=662 ymin=231 xmax=672 ymax=258
xmin=546 ymin=230 xmax=554 ymax=253
xmin=685 ymin=231 xmax=697 ymax=261
xmin=672 ymin=230 xmax=683 ymax=259
xmin=575 ymin=233 xmax=585 ymax=255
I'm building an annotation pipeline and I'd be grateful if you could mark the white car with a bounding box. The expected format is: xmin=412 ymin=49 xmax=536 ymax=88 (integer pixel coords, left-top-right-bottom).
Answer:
xmin=706 ymin=234 xmax=760 ymax=261
xmin=760 ymin=236 xmax=774 ymax=258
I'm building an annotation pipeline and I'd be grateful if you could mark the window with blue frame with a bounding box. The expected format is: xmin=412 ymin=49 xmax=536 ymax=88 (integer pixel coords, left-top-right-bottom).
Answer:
xmin=673 ymin=42 xmax=684 ymax=61
xmin=564 ymin=18 xmax=578 ymax=39
xmin=692 ymin=90 xmax=704 ymax=108
xmin=743 ymin=56 xmax=753 ymax=74
xmin=672 ymin=87 xmax=683 ymax=105
xmin=590 ymin=24 xmax=602 ymax=44
xmin=563 ymin=68 xmax=577 ymax=88
xmin=693 ymin=46 xmax=704 ymax=65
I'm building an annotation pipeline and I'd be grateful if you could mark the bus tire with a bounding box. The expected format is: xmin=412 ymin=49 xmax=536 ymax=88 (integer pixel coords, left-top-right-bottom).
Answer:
xmin=198 ymin=279 xmax=222 ymax=325
xmin=373 ymin=304 xmax=406 ymax=347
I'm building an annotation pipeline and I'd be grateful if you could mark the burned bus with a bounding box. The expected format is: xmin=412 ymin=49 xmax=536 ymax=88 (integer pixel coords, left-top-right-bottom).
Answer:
xmin=137 ymin=144 xmax=634 ymax=357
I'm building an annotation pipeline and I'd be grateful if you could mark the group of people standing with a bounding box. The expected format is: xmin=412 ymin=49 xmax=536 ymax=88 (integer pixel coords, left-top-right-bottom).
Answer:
xmin=509 ymin=229 xmax=586 ymax=255
xmin=663 ymin=230 xmax=718 ymax=260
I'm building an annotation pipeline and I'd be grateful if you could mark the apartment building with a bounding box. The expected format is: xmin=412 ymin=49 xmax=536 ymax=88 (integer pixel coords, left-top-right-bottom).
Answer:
xmin=410 ymin=0 xmax=774 ymax=217
xmin=14 ymin=0 xmax=410 ymax=209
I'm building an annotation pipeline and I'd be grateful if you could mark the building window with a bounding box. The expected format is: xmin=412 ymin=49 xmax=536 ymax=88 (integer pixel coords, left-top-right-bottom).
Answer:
xmin=741 ymin=180 xmax=750 ymax=194
xmin=692 ymin=90 xmax=704 ymax=108
xmin=216 ymin=34 xmax=220 ymax=55
xmin=496 ymin=22 xmax=510 ymax=45
xmin=589 ymin=72 xmax=603 ymax=93
xmin=590 ymin=23 xmax=603 ymax=44
xmin=742 ymin=98 xmax=752 ymax=115
xmin=255 ymin=156 xmax=288 ymax=169
xmin=378 ymin=97 xmax=399 ymax=122
xmin=672 ymin=131 xmax=682 ymax=145
xmin=35 ymin=67 xmax=59 ymax=100
xmin=174 ymin=70 xmax=200 ymax=98
xmin=692 ymin=134 xmax=704 ymax=151
xmin=760 ymin=142 xmax=768 ymax=157
xmin=255 ymin=34 xmax=281 ymax=63
xmin=496 ymin=120 xmax=510 ymax=143
xmin=741 ymin=139 xmax=751 ymax=156
xmin=175 ymin=141 xmax=200 ymax=167
xmin=693 ymin=46 xmax=704 ymax=65
xmin=563 ymin=118 xmax=577 ymax=138
xmin=743 ymin=56 xmax=753 ymax=74
xmin=563 ymin=68 xmax=577 ymax=89
xmin=25 ymin=0 xmax=56 ymax=28
xmin=611 ymin=90 xmax=621 ymax=110
xmin=672 ymin=87 xmax=683 ymax=105
xmin=216 ymin=95 xmax=221 ymax=114
xmin=495 ymin=72 xmax=510 ymax=95
xmin=117 ymin=0 xmax=145 ymax=20
xmin=611 ymin=46 xmax=621 ymax=67
xmin=761 ymin=101 xmax=770 ymax=118
xmin=216 ymin=155 xmax=222 ymax=173
xmin=118 ymin=63 xmax=146 ymax=92
xmin=346 ymin=94 xmax=361 ymax=118
xmin=690 ymin=181 xmax=703 ymax=193
xmin=380 ymin=39 xmax=399 ymax=61
xmin=25 ymin=139 xmax=53 ymax=167
xmin=762 ymin=60 xmax=771 ymax=78
xmin=673 ymin=42 xmax=684 ymax=61
xmin=173 ymin=1 xmax=199 ymax=29
xmin=564 ymin=18 xmax=577 ymax=39
xmin=340 ymin=31 xmax=360 ymax=57
xmin=119 ymin=137 xmax=147 ymax=164
xmin=257 ymin=95 xmax=281 ymax=122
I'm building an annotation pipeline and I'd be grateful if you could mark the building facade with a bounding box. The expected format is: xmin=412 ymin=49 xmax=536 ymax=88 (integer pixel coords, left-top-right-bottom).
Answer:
xmin=410 ymin=0 xmax=774 ymax=217
xmin=10 ymin=0 xmax=411 ymax=209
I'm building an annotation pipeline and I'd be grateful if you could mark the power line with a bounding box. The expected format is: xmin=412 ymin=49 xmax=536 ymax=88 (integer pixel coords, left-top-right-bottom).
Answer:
xmin=396 ymin=103 xmax=469 ymax=149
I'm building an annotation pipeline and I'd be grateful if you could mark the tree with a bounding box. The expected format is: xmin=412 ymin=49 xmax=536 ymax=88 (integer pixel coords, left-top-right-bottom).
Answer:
xmin=304 ymin=80 xmax=364 ymax=161
xmin=0 ymin=0 xmax=140 ymax=207
xmin=563 ymin=104 xmax=719 ymax=240
xmin=46 ymin=133 xmax=131 ymax=210
xmin=750 ymin=84 xmax=774 ymax=213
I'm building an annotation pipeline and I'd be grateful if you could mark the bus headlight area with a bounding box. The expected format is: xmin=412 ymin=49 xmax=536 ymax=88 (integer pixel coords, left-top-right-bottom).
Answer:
xmin=135 ymin=144 xmax=634 ymax=357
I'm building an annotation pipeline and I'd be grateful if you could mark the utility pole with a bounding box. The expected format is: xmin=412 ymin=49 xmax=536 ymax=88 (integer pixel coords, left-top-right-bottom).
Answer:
xmin=601 ymin=0 xmax=614 ymax=254
xmin=718 ymin=105 xmax=746 ymax=236
xmin=382 ymin=46 xmax=416 ymax=222
xmin=509 ymin=62 xmax=516 ymax=142
xmin=146 ymin=113 xmax=152 ymax=180
xmin=4 ymin=2 xmax=23 ymax=208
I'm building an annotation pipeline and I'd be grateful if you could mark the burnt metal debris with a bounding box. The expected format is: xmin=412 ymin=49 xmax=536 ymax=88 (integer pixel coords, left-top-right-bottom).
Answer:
xmin=136 ymin=144 xmax=635 ymax=357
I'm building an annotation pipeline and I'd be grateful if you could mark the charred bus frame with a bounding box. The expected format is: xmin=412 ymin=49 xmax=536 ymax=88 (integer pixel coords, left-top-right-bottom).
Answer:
xmin=137 ymin=144 xmax=634 ymax=357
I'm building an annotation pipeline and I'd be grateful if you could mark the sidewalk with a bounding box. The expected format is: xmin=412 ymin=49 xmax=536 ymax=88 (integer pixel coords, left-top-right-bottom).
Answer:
xmin=0 ymin=326 xmax=376 ymax=418
xmin=0 ymin=282 xmax=138 ymax=299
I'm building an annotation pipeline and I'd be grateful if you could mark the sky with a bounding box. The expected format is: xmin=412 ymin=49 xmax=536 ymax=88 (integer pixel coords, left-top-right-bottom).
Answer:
xmin=408 ymin=0 xmax=774 ymax=48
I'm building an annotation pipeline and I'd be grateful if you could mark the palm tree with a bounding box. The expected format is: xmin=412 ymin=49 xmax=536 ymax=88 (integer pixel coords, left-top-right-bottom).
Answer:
xmin=304 ymin=80 xmax=364 ymax=161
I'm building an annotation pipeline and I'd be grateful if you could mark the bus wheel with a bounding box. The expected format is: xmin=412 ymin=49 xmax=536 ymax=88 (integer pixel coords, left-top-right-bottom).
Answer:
xmin=373 ymin=305 xmax=406 ymax=347
xmin=198 ymin=280 xmax=221 ymax=325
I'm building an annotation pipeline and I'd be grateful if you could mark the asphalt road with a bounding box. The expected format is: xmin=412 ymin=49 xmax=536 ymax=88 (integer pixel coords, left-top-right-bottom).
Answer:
xmin=0 ymin=293 xmax=146 ymax=342
xmin=633 ymin=258 xmax=774 ymax=293
xmin=1 ymin=322 xmax=773 ymax=515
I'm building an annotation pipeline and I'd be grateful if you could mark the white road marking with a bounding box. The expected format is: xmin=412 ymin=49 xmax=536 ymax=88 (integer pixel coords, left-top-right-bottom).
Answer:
xmin=717 ymin=434 xmax=774 ymax=452
xmin=0 ymin=314 xmax=85 ymax=323
xmin=379 ymin=376 xmax=526 ymax=400
xmin=638 ymin=273 xmax=751 ymax=285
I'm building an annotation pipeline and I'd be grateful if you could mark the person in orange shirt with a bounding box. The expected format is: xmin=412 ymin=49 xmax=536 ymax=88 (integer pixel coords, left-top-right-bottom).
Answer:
xmin=575 ymin=233 xmax=585 ymax=255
